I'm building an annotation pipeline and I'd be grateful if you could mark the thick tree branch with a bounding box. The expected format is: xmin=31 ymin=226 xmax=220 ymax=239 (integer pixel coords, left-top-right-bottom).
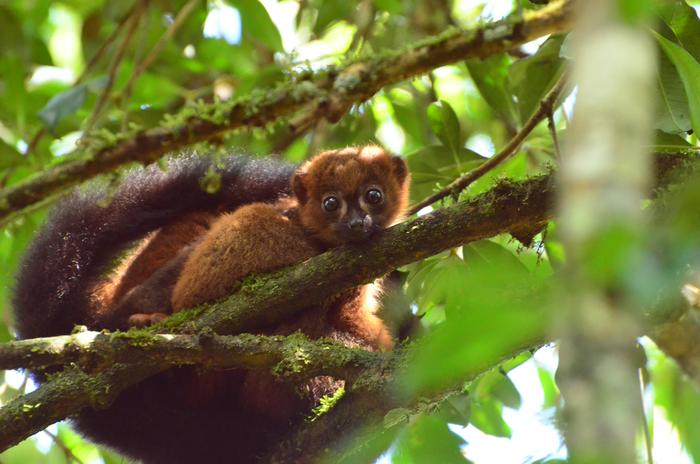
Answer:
xmin=0 ymin=0 xmax=574 ymax=225
xmin=0 ymin=331 xmax=386 ymax=380
xmin=0 ymin=362 xmax=166 ymax=450
xmin=0 ymin=149 xmax=694 ymax=452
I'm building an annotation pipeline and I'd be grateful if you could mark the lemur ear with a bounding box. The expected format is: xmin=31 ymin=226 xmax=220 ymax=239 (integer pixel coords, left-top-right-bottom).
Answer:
xmin=391 ymin=155 xmax=408 ymax=185
xmin=292 ymin=171 xmax=308 ymax=204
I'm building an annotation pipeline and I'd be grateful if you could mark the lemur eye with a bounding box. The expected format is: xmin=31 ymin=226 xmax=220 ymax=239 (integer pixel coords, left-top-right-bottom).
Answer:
xmin=365 ymin=189 xmax=383 ymax=205
xmin=322 ymin=196 xmax=340 ymax=212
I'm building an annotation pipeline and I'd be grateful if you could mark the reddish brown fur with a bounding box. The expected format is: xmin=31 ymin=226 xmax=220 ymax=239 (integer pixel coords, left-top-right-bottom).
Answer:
xmin=68 ymin=145 xmax=409 ymax=461
xmin=172 ymin=145 xmax=408 ymax=314
xmin=114 ymin=212 xmax=213 ymax=300
xmin=162 ymin=145 xmax=408 ymax=423
xmin=88 ymin=212 xmax=214 ymax=328
xmin=172 ymin=200 xmax=316 ymax=310
xmin=295 ymin=145 xmax=409 ymax=246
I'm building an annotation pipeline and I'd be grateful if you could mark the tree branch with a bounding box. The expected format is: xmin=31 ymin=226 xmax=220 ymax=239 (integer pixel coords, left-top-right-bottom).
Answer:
xmin=0 ymin=331 xmax=386 ymax=380
xmin=0 ymin=0 xmax=574 ymax=225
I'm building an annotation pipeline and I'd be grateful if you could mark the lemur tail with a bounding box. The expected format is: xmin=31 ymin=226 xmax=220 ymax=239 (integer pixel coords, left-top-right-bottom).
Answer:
xmin=13 ymin=153 xmax=295 ymax=339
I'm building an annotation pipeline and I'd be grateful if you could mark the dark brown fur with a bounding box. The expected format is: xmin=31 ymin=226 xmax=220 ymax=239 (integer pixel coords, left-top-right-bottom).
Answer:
xmin=14 ymin=147 xmax=409 ymax=463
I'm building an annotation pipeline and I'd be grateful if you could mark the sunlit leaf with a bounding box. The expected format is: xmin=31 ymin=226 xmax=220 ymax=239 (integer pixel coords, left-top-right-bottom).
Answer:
xmin=656 ymin=0 xmax=700 ymax=61
xmin=400 ymin=248 xmax=550 ymax=395
xmin=470 ymin=397 xmax=512 ymax=438
xmin=375 ymin=0 xmax=402 ymax=14
xmin=0 ymin=437 xmax=64 ymax=464
xmin=230 ymin=0 xmax=283 ymax=52
xmin=313 ymin=0 xmax=353 ymax=36
xmin=392 ymin=415 xmax=470 ymax=464
xmin=617 ymin=0 xmax=654 ymax=23
xmin=406 ymin=145 xmax=484 ymax=203
xmin=508 ymin=35 xmax=566 ymax=124
xmin=466 ymin=54 xmax=519 ymax=127
xmin=437 ymin=393 xmax=471 ymax=427
xmin=0 ymin=140 xmax=25 ymax=170
xmin=427 ymin=101 xmax=463 ymax=155
xmin=649 ymin=343 xmax=700 ymax=463
xmin=490 ymin=374 xmax=522 ymax=410
xmin=537 ymin=367 xmax=559 ymax=409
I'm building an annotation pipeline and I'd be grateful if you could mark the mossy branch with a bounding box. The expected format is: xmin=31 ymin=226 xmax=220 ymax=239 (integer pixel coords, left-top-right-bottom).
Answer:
xmin=0 ymin=330 xmax=386 ymax=380
xmin=0 ymin=0 xmax=573 ymax=226
xmin=0 ymin=149 xmax=695 ymax=454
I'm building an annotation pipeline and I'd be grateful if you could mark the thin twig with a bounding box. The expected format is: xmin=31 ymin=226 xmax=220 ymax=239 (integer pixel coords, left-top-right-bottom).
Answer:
xmin=120 ymin=2 xmax=151 ymax=131
xmin=121 ymin=0 xmax=200 ymax=115
xmin=77 ymin=1 xmax=143 ymax=87
xmin=548 ymin=111 xmax=561 ymax=159
xmin=24 ymin=1 xmax=141 ymax=158
xmin=348 ymin=0 xmax=375 ymax=53
xmin=43 ymin=429 xmax=85 ymax=464
xmin=638 ymin=369 xmax=654 ymax=464
xmin=408 ymin=72 xmax=569 ymax=215
xmin=84 ymin=1 xmax=145 ymax=133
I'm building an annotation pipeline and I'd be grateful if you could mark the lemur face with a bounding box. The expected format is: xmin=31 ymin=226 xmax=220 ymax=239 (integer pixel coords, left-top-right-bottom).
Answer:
xmin=293 ymin=145 xmax=410 ymax=246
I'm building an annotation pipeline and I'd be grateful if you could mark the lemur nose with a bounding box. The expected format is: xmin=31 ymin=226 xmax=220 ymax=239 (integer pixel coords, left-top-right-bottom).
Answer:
xmin=349 ymin=218 xmax=365 ymax=230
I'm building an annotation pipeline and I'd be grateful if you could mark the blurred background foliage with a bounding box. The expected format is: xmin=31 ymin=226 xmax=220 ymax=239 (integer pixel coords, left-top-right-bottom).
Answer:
xmin=3 ymin=0 xmax=700 ymax=463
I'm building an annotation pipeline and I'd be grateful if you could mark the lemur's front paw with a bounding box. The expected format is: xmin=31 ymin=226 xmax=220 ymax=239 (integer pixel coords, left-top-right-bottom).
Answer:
xmin=127 ymin=312 xmax=169 ymax=328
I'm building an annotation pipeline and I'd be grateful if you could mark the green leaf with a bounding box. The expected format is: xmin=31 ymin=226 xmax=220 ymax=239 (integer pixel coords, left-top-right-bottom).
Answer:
xmin=537 ymin=367 xmax=559 ymax=409
xmin=406 ymin=145 xmax=484 ymax=203
xmin=655 ymin=0 xmax=700 ymax=61
xmin=230 ymin=0 xmax=283 ymax=52
xmin=470 ymin=397 xmax=512 ymax=438
xmin=500 ymin=351 xmax=533 ymax=373
xmin=462 ymin=240 xmax=530 ymax=277
xmin=374 ymin=0 xmax=402 ymax=14
xmin=437 ymin=393 xmax=471 ymax=426
xmin=654 ymin=130 xmax=691 ymax=149
xmin=649 ymin=344 xmax=700 ymax=463
xmin=473 ymin=369 xmax=522 ymax=409
xmin=655 ymin=43 xmax=693 ymax=134
xmin=384 ymin=408 xmax=411 ymax=428
xmin=0 ymin=437 xmax=66 ymax=464
xmin=490 ymin=375 xmax=522 ymax=410
xmin=414 ymin=254 xmax=470 ymax=320
xmin=390 ymin=89 xmax=430 ymax=150
xmin=508 ymin=35 xmax=566 ymax=124
xmin=0 ymin=140 xmax=25 ymax=170
xmin=128 ymin=72 xmax=183 ymax=109
xmin=400 ymin=247 xmax=550 ymax=395
xmin=313 ymin=1 xmax=354 ymax=35
xmin=466 ymin=54 xmax=519 ymax=127
xmin=427 ymin=101 xmax=462 ymax=155
xmin=655 ymin=32 xmax=700 ymax=134
xmin=37 ymin=84 xmax=88 ymax=131
xmin=392 ymin=415 xmax=470 ymax=464
xmin=617 ymin=0 xmax=654 ymax=23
